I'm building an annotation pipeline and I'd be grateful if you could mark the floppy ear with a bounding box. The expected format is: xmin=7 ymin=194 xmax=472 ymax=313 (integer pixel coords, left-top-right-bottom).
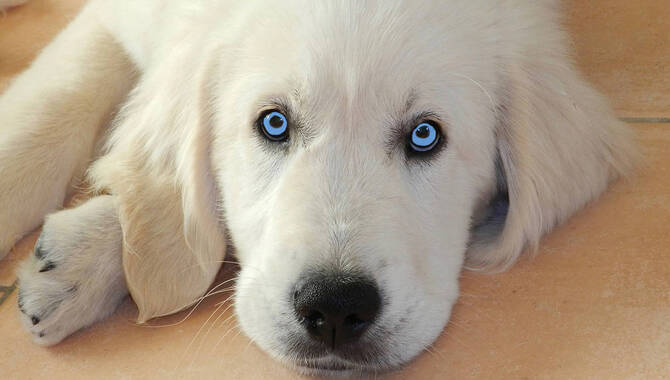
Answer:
xmin=467 ymin=49 xmax=639 ymax=272
xmin=89 ymin=45 xmax=225 ymax=322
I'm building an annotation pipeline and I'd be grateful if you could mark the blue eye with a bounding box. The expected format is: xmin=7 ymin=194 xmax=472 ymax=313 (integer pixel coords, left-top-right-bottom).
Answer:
xmin=260 ymin=110 xmax=288 ymax=141
xmin=409 ymin=122 xmax=440 ymax=152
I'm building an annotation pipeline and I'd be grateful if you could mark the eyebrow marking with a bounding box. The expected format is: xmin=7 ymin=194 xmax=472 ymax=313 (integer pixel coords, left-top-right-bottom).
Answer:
xmin=404 ymin=90 xmax=418 ymax=115
xmin=384 ymin=92 xmax=419 ymax=156
xmin=291 ymin=87 xmax=304 ymax=107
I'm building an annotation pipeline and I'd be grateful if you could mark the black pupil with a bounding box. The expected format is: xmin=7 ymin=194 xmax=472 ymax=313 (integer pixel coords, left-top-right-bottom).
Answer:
xmin=415 ymin=125 xmax=430 ymax=139
xmin=269 ymin=115 xmax=284 ymax=128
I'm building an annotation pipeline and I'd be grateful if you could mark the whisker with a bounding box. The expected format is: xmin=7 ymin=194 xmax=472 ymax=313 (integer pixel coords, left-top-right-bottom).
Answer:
xmin=442 ymin=330 xmax=473 ymax=355
xmin=424 ymin=343 xmax=446 ymax=361
xmin=422 ymin=345 xmax=438 ymax=358
xmin=138 ymin=279 xmax=237 ymax=328
xmin=243 ymin=334 xmax=257 ymax=354
xmin=178 ymin=298 xmax=231 ymax=372
xmin=448 ymin=72 xmax=497 ymax=116
xmin=458 ymin=291 xmax=489 ymax=299
xmin=174 ymin=259 xmax=244 ymax=276
xmin=447 ymin=318 xmax=468 ymax=331
xmin=190 ymin=301 xmax=236 ymax=368
xmin=210 ymin=313 xmax=240 ymax=353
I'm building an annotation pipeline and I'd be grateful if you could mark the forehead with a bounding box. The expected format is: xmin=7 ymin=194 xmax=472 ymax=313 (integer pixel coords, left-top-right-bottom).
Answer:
xmin=230 ymin=2 xmax=482 ymax=108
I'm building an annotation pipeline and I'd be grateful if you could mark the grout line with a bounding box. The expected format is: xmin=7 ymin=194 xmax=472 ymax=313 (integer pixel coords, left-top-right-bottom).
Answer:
xmin=620 ymin=117 xmax=670 ymax=124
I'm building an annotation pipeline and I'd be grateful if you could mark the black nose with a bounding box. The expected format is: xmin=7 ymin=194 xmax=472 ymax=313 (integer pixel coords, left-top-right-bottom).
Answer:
xmin=293 ymin=273 xmax=381 ymax=349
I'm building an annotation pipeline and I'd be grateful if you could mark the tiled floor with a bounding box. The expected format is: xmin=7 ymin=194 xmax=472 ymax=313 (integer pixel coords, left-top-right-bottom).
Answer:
xmin=0 ymin=1 xmax=668 ymax=379
xmin=566 ymin=0 xmax=670 ymax=119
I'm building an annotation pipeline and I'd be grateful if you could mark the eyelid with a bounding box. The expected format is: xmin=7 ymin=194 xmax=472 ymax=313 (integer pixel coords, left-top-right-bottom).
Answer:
xmin=386 ymin=112 xmax=444 ymax=149
xmin=257 ymin=102 xmax=290 ymax=119
xmin=409 ymin=112 xmax=442 ymax=129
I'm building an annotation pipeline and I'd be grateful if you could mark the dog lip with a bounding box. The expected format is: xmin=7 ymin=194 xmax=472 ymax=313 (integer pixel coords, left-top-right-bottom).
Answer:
xmin=293 ymin=357 xmax=357 ymax=372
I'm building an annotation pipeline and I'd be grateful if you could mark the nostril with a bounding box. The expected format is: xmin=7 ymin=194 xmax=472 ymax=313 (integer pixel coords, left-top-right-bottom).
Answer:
xmin=344 ymin=314 xmax=366 ymax=327
xmin=343 ymin=313 xmax=370 ymax=334
xmin=303 ymin=310 xmax=326 ymax=328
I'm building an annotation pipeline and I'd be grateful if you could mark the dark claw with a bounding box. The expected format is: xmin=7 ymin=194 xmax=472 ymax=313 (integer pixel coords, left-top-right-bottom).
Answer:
xmin=17 ymin=290 xmax=25 ymax=311
xmin=17 ymin=290 xmax=29 ymax=315
xmin=39 ymin=261 xmax=56 ymax=273
xmin=38 ymin=332 xmax=45 ymax=338
xmin=34 ymin=242 xmax=46 ymax=260
xmin=31 ymin=315 xmax=40 ymax=325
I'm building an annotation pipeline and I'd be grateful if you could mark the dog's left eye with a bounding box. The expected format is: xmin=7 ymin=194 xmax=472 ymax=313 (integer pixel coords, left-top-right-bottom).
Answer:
xmin=258 ymin=110 xmax=289 ymax=141
xmin=409 ymin=122 xmax=441 ymax=152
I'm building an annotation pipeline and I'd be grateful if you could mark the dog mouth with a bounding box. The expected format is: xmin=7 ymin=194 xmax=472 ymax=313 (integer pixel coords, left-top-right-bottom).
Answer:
xmin=274 ymin=328 xmax=394 ymax=375
xmin=291 ymin=356 xmax=367 ymax=376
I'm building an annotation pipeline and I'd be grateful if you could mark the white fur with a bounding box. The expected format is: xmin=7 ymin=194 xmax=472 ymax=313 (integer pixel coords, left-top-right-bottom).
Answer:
xmin=0 ymin=0 xmax=636 ymax=374
xmin=17 ymin=196 xmax=126 ymax=345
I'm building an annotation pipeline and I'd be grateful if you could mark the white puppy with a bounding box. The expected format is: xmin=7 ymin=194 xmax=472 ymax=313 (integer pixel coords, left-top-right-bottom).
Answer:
xmin=0 ymin=0 xmax=636 ymax=375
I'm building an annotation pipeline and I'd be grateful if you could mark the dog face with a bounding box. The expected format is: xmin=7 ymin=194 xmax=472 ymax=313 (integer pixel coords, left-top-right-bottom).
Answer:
xmin=93 ymin=0 xmax=635 ymax=375
xmin=210 ymin=2 xmax=501 ymax=372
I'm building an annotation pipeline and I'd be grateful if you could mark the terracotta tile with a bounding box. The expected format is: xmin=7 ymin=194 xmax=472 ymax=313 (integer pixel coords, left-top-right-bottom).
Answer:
xmin=566 ymin=0 xmax=670 ymax=118
xmin=1 ymin=1 xmax=668 ymax=379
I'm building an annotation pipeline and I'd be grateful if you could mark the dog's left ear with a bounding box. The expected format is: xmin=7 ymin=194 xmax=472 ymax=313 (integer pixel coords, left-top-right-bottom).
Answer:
xmin=467 ymin=38 xmax=639 ymax=271
xmin=90 ymin=44 xmax=225 ymax=322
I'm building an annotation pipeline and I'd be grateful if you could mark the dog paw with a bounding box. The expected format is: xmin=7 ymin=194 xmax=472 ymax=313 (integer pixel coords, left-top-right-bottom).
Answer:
xmin=16 ymin=196 xmax=127 ymax=346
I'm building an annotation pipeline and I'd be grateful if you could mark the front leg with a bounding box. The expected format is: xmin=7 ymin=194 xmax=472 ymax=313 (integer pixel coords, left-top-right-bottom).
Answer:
xmin=17 ymin=195 xmax=127 ymax=345
xmin=0 ymin=1 xmax=136 ymax=259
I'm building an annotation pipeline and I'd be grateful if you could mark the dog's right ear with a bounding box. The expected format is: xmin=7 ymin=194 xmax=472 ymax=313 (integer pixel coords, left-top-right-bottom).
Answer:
xmin=89 ymin=43 xmax=226 ymax=322
xmin=467 ymin=45 xmax=639 ymax=272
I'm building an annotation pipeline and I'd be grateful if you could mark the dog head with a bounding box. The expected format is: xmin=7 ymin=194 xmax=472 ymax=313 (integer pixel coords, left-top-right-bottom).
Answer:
xmin=92 ymin=0 xmax=636 ymax=374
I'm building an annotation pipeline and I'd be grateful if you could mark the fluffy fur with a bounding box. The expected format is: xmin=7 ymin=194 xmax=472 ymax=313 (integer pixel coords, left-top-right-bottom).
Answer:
xmin=0 ymin=0 xmax=636 ymax=374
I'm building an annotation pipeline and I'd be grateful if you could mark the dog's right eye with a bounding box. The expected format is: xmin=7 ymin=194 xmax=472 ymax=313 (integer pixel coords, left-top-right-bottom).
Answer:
xmin=258 ymin=110 xmax=289 ymax=142
xmin=407 ymin=121 xmax=443 ymax=156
